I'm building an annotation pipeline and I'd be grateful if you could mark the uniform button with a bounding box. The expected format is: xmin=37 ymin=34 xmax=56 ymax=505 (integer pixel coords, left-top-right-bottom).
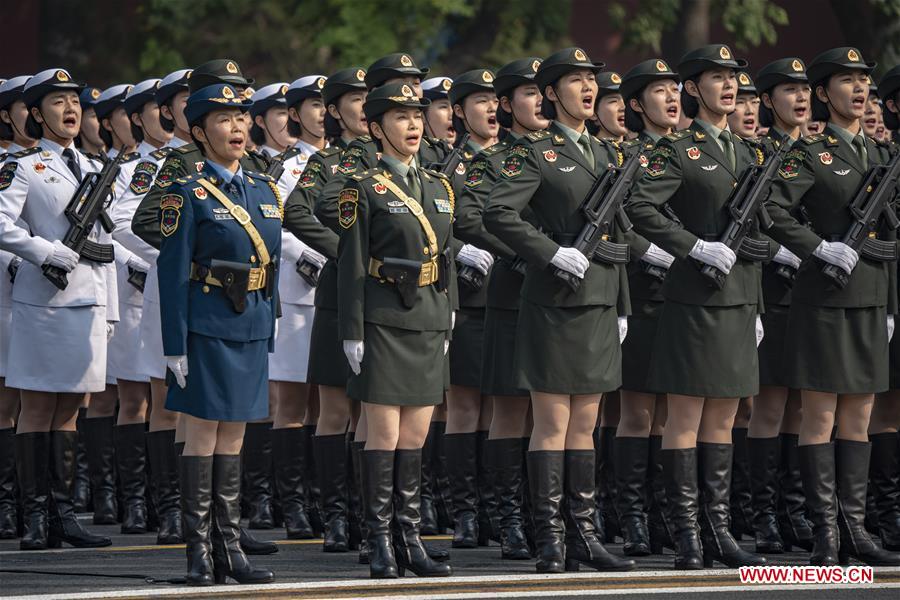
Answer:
xmin=732 ymin=182 xmax=737 ymax=188
xmin=423 ymin=247 xmax=430 ymax=255
xmin=250 ymin=256 xmax=257 ymax=263
xmin=202 ymin=285 xmax=210 ymax=293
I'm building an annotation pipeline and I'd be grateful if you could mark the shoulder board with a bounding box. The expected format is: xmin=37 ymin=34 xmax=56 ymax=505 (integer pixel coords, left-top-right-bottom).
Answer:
xmin=525 ymin=130 xmax=551 ymax=143
xmin=12 ymin=147 xmax=41 ymax=159
xmin=350 ymin=168 xmax=382 ymax=182
xmin=799 ymin=133 xmax=826 ymax=146
xmin=664 ymin=130 xmax=693 ymax=143
xmin=121 ymin=152 xmax=141 ymax=163
xmin=480 ymin=140 xmax=509 ymax=157
xmin=357 ymin=135 xmax=372 ymax=144
xmin=173 ymin=173 xmax=202 ymax=185
xmin=281 ymin=147 xmax=302 ymax=161
xmin=175 ymin=144 xmax=197 ymax=155
xmin=245 ymin=170 xmax=274 ymax=183
xmin=422 ymin=167 xmax=448 ymax=180
xmin=319 ymin=146 xmax=342 ymax=158
xmin=618 ymin=138 xmax=642 ymax=149
xmin=150 ymin=148 xmax=170 ymax=160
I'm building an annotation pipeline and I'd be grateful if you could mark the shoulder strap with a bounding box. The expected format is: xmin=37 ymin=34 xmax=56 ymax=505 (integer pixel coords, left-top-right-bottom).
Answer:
xmin=196 ymin=178 xmax=271 ymax=266
xmin=372 ymin=172 xmax=438 ymax=257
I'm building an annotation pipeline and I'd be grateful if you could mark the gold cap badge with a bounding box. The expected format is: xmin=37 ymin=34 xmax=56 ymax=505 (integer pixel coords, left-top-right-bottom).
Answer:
xmin=610 ymin=73 xmax=622 ymax=84
xmin=848 ymin=49 xmax=860 ymax=62
xmin=738 ymin=73 xmax=750 ymax=86
xmin=401 ymin=84 xmax=414 ymax=97
xmin=442 ymin=78 xmax=452 ymax=91
xmin=532 ymin=60 xmax=541 ymax=72
xmin=400 ymin=55 xmax=413 ymax=67
xmin=791 ymin=59 xmax=804 ymax=72
xmin=56 ymin=70 xmax=69 ymax=82
xmin=222 ymin=86 xmax=235 ymax=99
xmin=225 ymin=61 xmax=238 ymax=74
xmin=90 ymin=88 xmax=100 ymax=100
xmin=280 ymin=84 xmax=289 ymax=95
xmin=574 ymin=49 xmax=587 ymax=61
xmin=720 ymin=46 xmax=731 ymax=60
xmin=317 ymin=77 xmax=326 ymax=89
xmin=482 ymin=71 xmax=494 ymax=83
xmin=656 ymin=60 xmax=668 ymax=72
xmin=356 ymin=69 xmax=366 ymax=81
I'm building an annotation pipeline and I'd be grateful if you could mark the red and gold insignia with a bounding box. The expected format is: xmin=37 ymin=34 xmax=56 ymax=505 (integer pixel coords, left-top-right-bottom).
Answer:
xmin=720 ymin=46 xmax=731 ymax=60
xmin=159 ymin=194 xmax=183 ymax=237
xmin=160 ymin=194 xmax=183 ymax=209
xmin=639 ymin=154 xmax=649 ymax=168
xmin=686 ymin=146 xmax=701 ymax=160
xmin=91 ymin=88 xmax=101 ymax=100
xmin=400 ymin=55 xmax=413 ymax=67
xmin=33 ymin=162 xmax=46 ymax=173
xmin=847 ymin=49 xmax=859 ymax=62
xmin=574 ymin=49 xmax=587 ymax=61
xmin=338 ymin=188 xmax=358 ymax=229
xmin=778 ymin=149 xmax=805 ymax=179
xmin=791 ymin=59 xmax=804 ymax=72
xmin=455 ymin=162 xmax=466 ymax=175
xmin=195 ymin=161 xmax=204 ymax=172
xmin=356 ymin=69 xmax=366 ymax=81
xmin=372 ymin=182 xmax=387 ymax=194
xmin=129 ymin=171 xmax=152 ymax=194
xmin=0 ymin=163 xmax=17 ymax=190
xmin=193 ymin=186 xmax=208 ymax=199
xmin=610 ymin=73 xmax=622 ymax=84
xmin=465 ymin=162 xmax=485 ymax=188
xmin=441 ymin=78 xmax=452 ymax=91
xmin=501 ymin=154 xmax=525 ymax=178
xmin=56 ymin=70 xmax=69 ymax=82
xmin=645 ymin=152 xmax=668 ymax=178
xmin=656 ymin=60 xmax=668 ymax=72
xmin=482 ymin=71 xmax=493 ymax=83
xmin=542 ymin=150 xmax=558 ymax=162
xmin=738 ymin=73 xmax=751 ymax=86
xmin=818 ymin=152 xmax=833 ymax=165
xmin=222 ymin=86 xmax=235 ymax=99
xmin=225 ymin=61 xmax=238 ymax=74
xmin=532 ymin=60 xmax=541 ymax=72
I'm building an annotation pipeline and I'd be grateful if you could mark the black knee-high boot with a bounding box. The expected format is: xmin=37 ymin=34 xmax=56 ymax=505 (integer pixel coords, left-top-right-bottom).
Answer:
xmin=476 ymin=430 xmax=498 ymax=546
xmin=16 ymin=432 xmax=50 ymax=550
xmin=799 ymin=442 xmax=840 ymax=566
xmin=596 ymin=426 xmax=619 ymax=543
xmin=48 ymin=431 xmax=111 ymax=548
xmin=431 ymin=422 xmax=453 ymax=533
xmin=528 ymin=451 xmax=566 ymax=573
xmin=0 ymin=428 xmax=18 ymax=538
xmin=242 ymin=422 xmax=274 ymax=529
xmin=72 ymin=409 xmax=91 ymax=512
xmin=646 ymin=435 xmax=673 ymax=554
xmin=488 ymin=438 xmax=530 ymax=559
xmin=419 ymin=425 xmax=439 ymax=535
xmin=729 ymin=428 xmax=754 ymax=540
xmin=362 ymin=450 xmax=398 ymax=579
xmin=351 ymin=440 xmax=369 ymax=564
xmin=180 ymin=455 xmax=214 ymax=586
xmin=868 ymin=432 xmax=900 ymax=551
xmin=614 ymin=437 xmax=651 ymax=556
xmin=748 ymin=436 xmax=784 ymax=553
xmin=445 ymin=432 xmax=478 ymax=548
xmin=315 ymin=433 xmax=349 ymax=552
xmin=272 ymin=427 xmax=313 ymax=539
xmin=147 ymin=429 xmax=182 ymax=544
xmin=777 ymin=433 xmax=814 ymax=551
xmin=661 ymin=448 xmax=703 ymax=570
xmin=115 ymin=423 xmax=148 ymax=533
xmin=82 ymin=416 xmax=117 ymax=525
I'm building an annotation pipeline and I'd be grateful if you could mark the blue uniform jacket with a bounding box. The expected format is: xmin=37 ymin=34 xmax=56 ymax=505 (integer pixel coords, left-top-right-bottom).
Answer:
xmin=157 ymin=163 xmax=283 ymax=356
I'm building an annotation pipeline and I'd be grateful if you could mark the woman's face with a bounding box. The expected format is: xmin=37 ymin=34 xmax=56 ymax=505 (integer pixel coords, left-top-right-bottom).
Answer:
xmin=594 ymin=93 xmax=627 ymax=137
xmin=456 ymin=91 xmax=499 ymax=141
xmin=194 ymin=108 xmax=247 ymax=162
xmin=634 ymin=79 xmax=681 ymax=130
xmin=425 ymin=98 xmax=454 ymax=143
xmin=547 ymin=68 xmax=598 ymax=122
xmin=818 ymin=70 xmax=869 ymax=121
xmin=862 ymin=94 xmax=882 ymax=138
xmin=763 ymin=81 xmax=810 ymax=129
xmin=728 ymin=92 xmax=760 ymax=137
xmin=332 ymin=90 xmax=368 ymax=137
xmin=136 ymin=101 xmax=173 ymax=146
xmin=259 ymin=105 xmax=297 ymax=150
xmin=1 ymin=100 xmax=35 ymax=144
xmin=373 ymin=106 xmax=423 ymax=159
xmin=105 ymin=106 xmax=136 ymax=147
xmin=34 ymin=90 xmax=81 ymax=140
xmin=688 ymin=67 xmax=737 ymax=116
xmin=295 ymin=97 xmax=326 ymax=140
xmin=505 ymin=83 xmax=550 ymax=132
xmin=79 ymin=106 xmax=103 ymax=146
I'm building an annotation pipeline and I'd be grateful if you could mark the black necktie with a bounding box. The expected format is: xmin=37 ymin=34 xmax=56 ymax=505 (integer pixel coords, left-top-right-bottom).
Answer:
xmin=62 ymin=148 xmax=82 ymax=182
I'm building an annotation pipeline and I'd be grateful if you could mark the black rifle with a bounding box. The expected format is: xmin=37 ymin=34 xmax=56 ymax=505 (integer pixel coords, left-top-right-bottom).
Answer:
xmin=41 ymin=147 xmax=125 ymax=290
xmin=698 ymin=148 xmax=783 ymax=290
xmin=127 ymin=266 xmax=146 ymax=292
xmin=7 ymin=256 xmax=21 ymax=284
xmin=264 ymin=149 xmax=288 ymax=182
xmin=821 ymin=151 xmax=900 ymax=289
xmin=638 ymin=203 xmax=681 ymax=283
xmin=553 ymin=153 xmax=638 ymax=292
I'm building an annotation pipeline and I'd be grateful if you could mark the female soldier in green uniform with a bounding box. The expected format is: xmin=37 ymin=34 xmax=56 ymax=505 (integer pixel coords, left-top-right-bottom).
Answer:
xmin=764 ymin=47 xmax=900 ymax=567
xmin=338 ymin=83 xmax=454 ymax=579
xmin=745 ymin=57 xmax=814 ymax=555
xmin=625 ymin=44 xmax=769 ymax=570
xmin=453 ymin=58 xmax=549 ymax=560
xmin=444 ymin=68 xmax=500 ymax=549
xmin=589 ymin=71 xmax=627 ymax=142
xmin=613 ymin=58 xmax=681 ymax=557
xmin=484 ymin=47 xmax=635 ymax=574
xmin=868 ymin=65 xmax=900 ymax=553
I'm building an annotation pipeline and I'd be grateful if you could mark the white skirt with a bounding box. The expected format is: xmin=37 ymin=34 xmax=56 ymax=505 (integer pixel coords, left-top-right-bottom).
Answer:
xmin=108 ymin=303 xmax=148 ymax=382
xmin=269 ymin=303 xmax=315 ymax=382
xmin=0 ymin=305 xmax=11 ymax=378
xmin=138 ymin=298 xmax=166 ymax=380
xmin=7 ymin=302 xmax=108 ymax=393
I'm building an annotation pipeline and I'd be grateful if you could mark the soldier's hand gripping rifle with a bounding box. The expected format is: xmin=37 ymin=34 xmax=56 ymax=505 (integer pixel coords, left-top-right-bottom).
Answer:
xmin=41 ymin=147 xmax=126 ymax=290
xmin=821 ymin=151 xmax=900 ymax=289
xmin=552 ymin=152 xmax=639 ymax=292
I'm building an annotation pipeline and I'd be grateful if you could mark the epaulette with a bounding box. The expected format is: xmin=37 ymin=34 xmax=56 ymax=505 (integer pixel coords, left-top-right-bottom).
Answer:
xmin=618 ymin=138 xmax=642 ymax=149
xmin=318 ymin=145 xmax=343 ymax=158
xmin=461 ymin=149 xmax=475 ymax=161
xmin=11 ymin=147 xmax=41 ymax=159
xmin=481 ymin=140 xmax=509 ymax=157
xmin=83 ymin=151 xmax=106 ymax=163
xmin=525 ymin=130 xmax=551 ymax=143
xmin=245 ymin=170 xmax=275 ymax=183
xmin=281 ymin=147 xmax=302 ymax=161
xmin=422 ymin=167 xmax=449 ymax=180
xmin=357 ymin=135 xmax=372 ymax=144
xmin=175 ymin=144 xmax=196 ymax=155
xmin=664 ymin=130 xmax=693 ymax=143
xmin=173 ymin=172 xmax=202 ymax=185
xmin=798 ymin=133 xmax=827 ymax=145
xmin=120 ymin=151 xmax=141 ymax=163
xmin=350 ymin=167 xmax=382 ymax=182
xmin=150 ymin=147 xmax=171 ymax=160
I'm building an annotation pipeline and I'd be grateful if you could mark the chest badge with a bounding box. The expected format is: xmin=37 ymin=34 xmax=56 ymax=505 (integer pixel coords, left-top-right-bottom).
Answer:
xmin=194 ymin=162 xmax=204 ymax=172
xmin=455 ymin=162 xmax=466 ymax=175
xmin=373 ymin=182 xmax=388 ymax=194
xmin=260 ymin=204 xmax=281 ymax=218
xmin=193 ymin=186 xmax=208 ymax=199
xmin=833 ymin=169 xmax=850 ymax=176
xmin=45 ymin=175 xmax=60 ymax=184
xmin=701 ymin=164 xmax=718 ymax=171
xmin=639 ymin=154 xmax=649 ymax=168
xmin=33 ymin=162 xmax=46 ymax=174
xmin=558 ymin=165 xmax=575 ymax=173
xmin=434 ymin=198 xmax=453 ymax=214
xmin=686 ymin=147 xmax=701 ymax=160
xmin=542 ymin=150 xmax=558 ymax=163
xmin=387 ymin=200 xmax=404 ymax=207
xmin=819 ymin=152 xmax=833 ymax=165
xmin=291 ymin=167 xmax=302 ymax=177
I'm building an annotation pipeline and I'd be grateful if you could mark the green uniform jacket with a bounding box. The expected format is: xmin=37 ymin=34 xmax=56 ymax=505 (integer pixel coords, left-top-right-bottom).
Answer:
xmin=482 ymin=122 xmax=630 ymax=312
xmin=621 ymin=134 xmax=663 ymax=303
xmin=130 ymin=143 xmax=269 ymax=249
xmin=625 ymin=121 xmax=765 ymax=308
xmin=337 ymin=162 xmax=454 ymax=341
xmin=449 ymin=143 xmax=491 ymax=308
xmin=765 ymin=126 xmax=898 ymax=312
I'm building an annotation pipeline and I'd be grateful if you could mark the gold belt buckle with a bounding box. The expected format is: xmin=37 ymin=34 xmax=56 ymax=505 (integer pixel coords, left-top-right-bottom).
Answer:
xmin=230 ymin=205 xmax=251 ymax=225
xmin=418 ymin=259 xmax=437 ymax=286
xmin=247 ymin=267 xmax=265 ymax=290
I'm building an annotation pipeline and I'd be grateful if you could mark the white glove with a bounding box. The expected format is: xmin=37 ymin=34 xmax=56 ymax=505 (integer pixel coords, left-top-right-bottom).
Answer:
xmin=457 ymin=244 xmax=494 ymax=276
xmin=166 ymin=355 xmax=188 ymax=389
xmin=772 ymin=246 xmax=801 ymax=270
xmin=813 ymin=240 xmax=859 ymax=275
xmin=617 ymin=317 xmax=628 ymax=344
xmin=300 ymin=248 xmax=327 ymax=268
xmin=274 ymin=318 xmax=280 ymax=339
xmin=642 ymin=243 xmax=675 ymax=269
xmin=755 ymin=315 xmax=764 ymax=347
xmin=551 ymin=247 xmax=590 ymax=279
xmin=444 ymin=339 xmax=450 ymax=355
xmin=126 ymin=255 xmax=151 ymax=272
xmin=689 ymin=239 xmax=736 ymax=274
xmin=106 ymin=322 xmax=115 ymax=341
xmin=343 ymin=340 xmax=364 ymax=375
xmin=889 ymin=315 xmax=895 ymax=343
xmin=44 ymin=240 xmax=79 ymax=272
xmin=451 ymin=311 xmax=456 ymax=330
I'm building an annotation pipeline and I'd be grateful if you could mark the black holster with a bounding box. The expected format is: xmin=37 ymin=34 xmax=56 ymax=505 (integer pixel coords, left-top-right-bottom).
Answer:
xmin=209 ymin=259 xmax=251 ymax=313
xmin=378 ymin=257 xmax=421 ymax=309
xmin=438 ymin=248 xmax=452 ymax=293
xmin=295 ymin=258 xmax=321 ymax=287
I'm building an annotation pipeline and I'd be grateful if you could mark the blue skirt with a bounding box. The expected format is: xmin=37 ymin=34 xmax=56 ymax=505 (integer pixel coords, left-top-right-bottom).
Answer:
xmin=165 ymin=332 xmax=270 ymax=421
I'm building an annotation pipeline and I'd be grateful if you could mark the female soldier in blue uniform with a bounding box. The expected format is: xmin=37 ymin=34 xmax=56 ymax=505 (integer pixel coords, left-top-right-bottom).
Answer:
xmin=484 ymin=48 xmax=635 ymax=575
xmin=764 ymin=48 xmax=900 ymax=567
xmin=338 ymin=83 xmax=454 ymax=580
xmin=625 ymin=45 xmax=769 ymax=570
xmin=158 ymin=84 xmax=280 ymax=585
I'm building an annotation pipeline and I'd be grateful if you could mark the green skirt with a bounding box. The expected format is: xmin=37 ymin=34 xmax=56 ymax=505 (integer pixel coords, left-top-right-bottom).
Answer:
xmin=758 ymin=304 xmax=790 ymax=387
xmin=481 ymin=307 xmax=527 ymax=397
xmin=347 ymin=322 xmax=446 ymax=406
xmin=514 ymin=301 xmax=621 ymax=395
xmin=307 ymin=307 xmax=348 ymax=387
xmin=449 ymin=307 xmax=484 ymax=388
xmin=784 ymin=303 xmax=888 ymax=394
xmin=891 ymin=330 xmax=900 ymax=390
xmin=621 ymin=299 xmax=663 ymax=393
xmin=647 ymin=301 xmax=758 ymax=398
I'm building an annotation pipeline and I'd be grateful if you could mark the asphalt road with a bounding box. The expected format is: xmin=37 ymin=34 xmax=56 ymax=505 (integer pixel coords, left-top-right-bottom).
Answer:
xmin=2 ymin=518 xmax=898 ymax=599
